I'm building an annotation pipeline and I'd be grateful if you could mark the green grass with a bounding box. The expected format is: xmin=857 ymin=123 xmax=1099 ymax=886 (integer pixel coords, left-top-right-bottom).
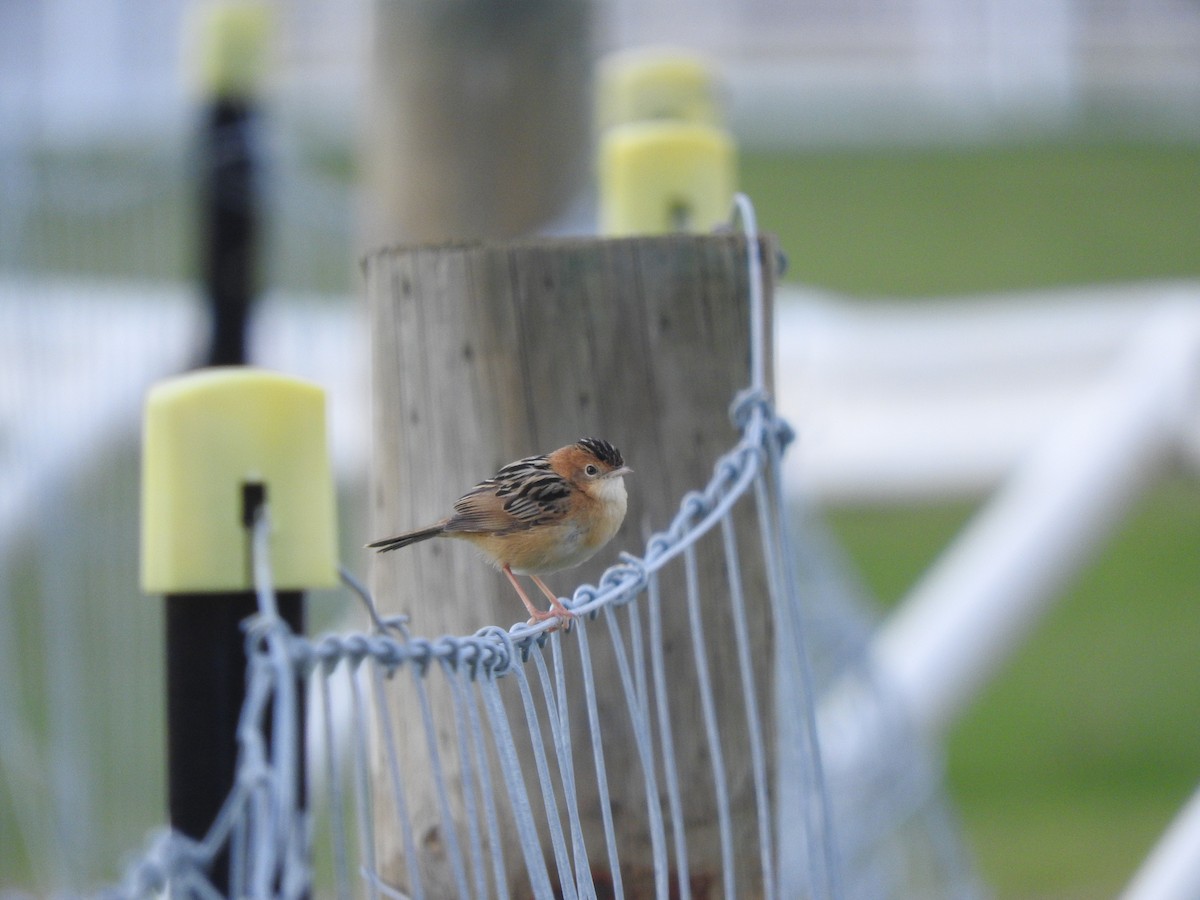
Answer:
xmin=9 ymin=145 xmax=356 ymax=294
xmin=742 ymin=142 xmax=1200 ymax=297
xmin=948 ymin=477 xmax=1200 ymax=897
xmin=743 ymin=142 xmax=1200 ymax=897
xmin=823 ymin=479 xmax=1200 ymax=897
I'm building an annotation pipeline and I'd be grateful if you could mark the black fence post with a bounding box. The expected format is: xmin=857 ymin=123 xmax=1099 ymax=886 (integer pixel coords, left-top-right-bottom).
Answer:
xmin=141 ymin=368 xmax=338 ymax=893
xmin=192 ymin=2 xmax=270 ymax=368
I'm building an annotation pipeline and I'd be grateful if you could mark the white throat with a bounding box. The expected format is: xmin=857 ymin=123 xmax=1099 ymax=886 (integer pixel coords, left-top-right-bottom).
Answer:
xmin=595 ymin=474 xmax=628 ymax=516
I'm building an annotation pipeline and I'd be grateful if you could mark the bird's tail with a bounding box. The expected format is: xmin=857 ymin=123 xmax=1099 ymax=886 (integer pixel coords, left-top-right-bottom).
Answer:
xmin=367 ymin=523 xmax=445 ymax=553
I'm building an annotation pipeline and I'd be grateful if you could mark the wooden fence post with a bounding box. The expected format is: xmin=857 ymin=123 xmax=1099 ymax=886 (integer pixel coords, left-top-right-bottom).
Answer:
xmin=365 ymin=233 xmax=777 ymax=896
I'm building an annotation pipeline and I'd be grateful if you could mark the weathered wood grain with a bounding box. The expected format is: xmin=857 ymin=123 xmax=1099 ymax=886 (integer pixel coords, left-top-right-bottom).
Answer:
xmin=365 ymin=233 xmax=777 ymax=897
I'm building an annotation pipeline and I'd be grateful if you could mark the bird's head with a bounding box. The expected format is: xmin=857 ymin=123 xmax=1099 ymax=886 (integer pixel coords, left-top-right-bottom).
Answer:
xmin=552 ymin=438 xmax=632 ymax=500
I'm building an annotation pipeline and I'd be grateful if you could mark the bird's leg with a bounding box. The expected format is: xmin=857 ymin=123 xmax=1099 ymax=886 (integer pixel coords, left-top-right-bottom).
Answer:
xmin=530 ymin=575 xmax=574 ymax=620
xmin=502 ymin=565 xmax=565 ymax=627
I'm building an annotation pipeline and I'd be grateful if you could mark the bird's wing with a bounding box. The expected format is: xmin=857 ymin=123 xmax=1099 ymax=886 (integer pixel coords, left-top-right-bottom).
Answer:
xmin=445 ymin=455 xmax=573 ymax=535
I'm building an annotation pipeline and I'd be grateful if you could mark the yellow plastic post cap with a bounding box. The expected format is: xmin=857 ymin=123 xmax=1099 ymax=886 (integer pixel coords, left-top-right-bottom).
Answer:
xmin=596 ymin=46 xmax=722 ymax=131
xmin=188 ymin=0 xmax=272 ymax=100
xmin=599 ymin=121 xmax=736 ymax=236
xmin=140 ymin=368 xmax=338 ymax=593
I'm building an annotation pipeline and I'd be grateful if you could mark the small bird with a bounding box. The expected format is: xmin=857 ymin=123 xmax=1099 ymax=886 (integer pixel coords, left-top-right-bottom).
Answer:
xmin=369 ymin=438 xmax=631 ymax=627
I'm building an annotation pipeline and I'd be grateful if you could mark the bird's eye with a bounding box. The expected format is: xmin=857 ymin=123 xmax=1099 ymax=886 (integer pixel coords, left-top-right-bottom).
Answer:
xmin=585 ymin=464 xmax=599 ymax=477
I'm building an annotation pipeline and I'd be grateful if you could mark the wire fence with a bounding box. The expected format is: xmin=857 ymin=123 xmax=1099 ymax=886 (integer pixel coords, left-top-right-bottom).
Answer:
xmin=97 ymin=198 xmax=821 ymax=898
xmin=96 ymin=374 xmax=833 ymax=899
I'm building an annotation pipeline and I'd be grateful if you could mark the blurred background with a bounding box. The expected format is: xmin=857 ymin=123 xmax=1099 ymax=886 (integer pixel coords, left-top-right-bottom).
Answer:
xmin=1 ymin=0 xmax=1198 ymax=897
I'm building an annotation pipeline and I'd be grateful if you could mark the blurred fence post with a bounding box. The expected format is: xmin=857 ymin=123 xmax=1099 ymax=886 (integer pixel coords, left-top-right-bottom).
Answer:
xmin=140 ymin=368 xmax=338 ymax=894
xmin=362 ymin=0 xmax=594 ymax=244
xmin=192 ymin=1 xmax=271 ymax=367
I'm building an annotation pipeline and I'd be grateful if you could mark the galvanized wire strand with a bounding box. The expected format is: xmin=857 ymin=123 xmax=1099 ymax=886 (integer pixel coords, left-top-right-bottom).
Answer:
xmin=759 ymin=433 xmax=843 ymax=899
xmin=347 ymin=663 xmax=381 ymax=900
xmin=369 ymin=662 xmax=425 ymax=900
xmin=458 ymin=659 xmax=509 ymax=898
xmin=720 ymin=512 xmax=777 ymax=900
xmin=574 ymin=621 xmax=624 ymax=897
xmin=510 ymin=662 xmax=578 ymax=898
xmin=755 ymin=472 xmax=827 ymax=897
xmin=318 ymin=666 xmax=352 ymax=900
xmin=682 ymin=543 xmax=736 ymax=897
xmin=439 ymin=659 xmax=488 ymax=897
xmin=624 ymin=599 xmax=650 ymax=737
xmin=722 ymin=214 xmax=817 ymax=886
xmin=732 ymin=192 xmax=768 ymax=397
xmin=601 ymin=601 xmax=670 ymax=897
xmin=478 ymin=677 xmax=556 ymax=898
xmin=646 ymin=572 xmax=690 ymax=899
xmin=533 ymin=640 xmax=597 ymax=900
xmin=411 ymin=666 xmax=471 ymax=897
xmin=249 ymin=508 xmax=309 ymax=896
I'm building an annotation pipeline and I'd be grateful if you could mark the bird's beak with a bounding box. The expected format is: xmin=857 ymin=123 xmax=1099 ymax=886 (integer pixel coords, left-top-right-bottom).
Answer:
xmin=608 ymin=465 xmax=633 ymax=478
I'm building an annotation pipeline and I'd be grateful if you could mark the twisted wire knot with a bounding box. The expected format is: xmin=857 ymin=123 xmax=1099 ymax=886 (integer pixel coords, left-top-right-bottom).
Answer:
xmin=474 ymin=625 xmax=516 ymax=678
xmin=679 ymin=490 xmax=711 ymax=524
xmin=729 ymin=386 xmax=774 ymax=432
xmin=405 ymin=638 xmax=436 ymax=677
xmin=644 ymin=531 xmax=674 ymax=562
xmin=581 ymin=552 xmax=648 ymax=610
xmin=434 ymin=635 xmax=463 ymax=672
xmin=732 ymin=386 xmax=796 ymax=452
xmin=612 ymin=550 xmax=651 ymax=595
xmin=367 ymin=633 xmax=407 ymax=671
xmin=309 ymin=634 xmax=345 ymax=674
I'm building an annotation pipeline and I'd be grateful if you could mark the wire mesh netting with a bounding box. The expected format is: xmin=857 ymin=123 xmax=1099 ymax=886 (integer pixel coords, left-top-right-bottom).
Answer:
xmin=92 ymin=392 xmax=975 ymax=899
